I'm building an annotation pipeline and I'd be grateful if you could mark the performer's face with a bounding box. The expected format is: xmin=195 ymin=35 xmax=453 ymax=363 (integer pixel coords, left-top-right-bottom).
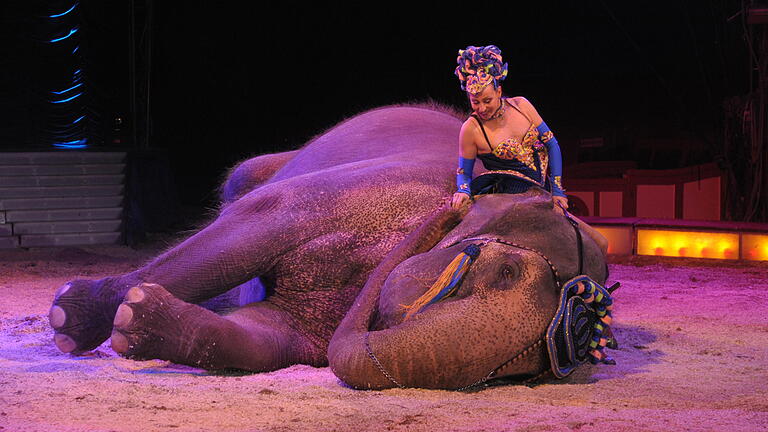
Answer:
xmin=468 ymin=85 xmax=502 ymax=120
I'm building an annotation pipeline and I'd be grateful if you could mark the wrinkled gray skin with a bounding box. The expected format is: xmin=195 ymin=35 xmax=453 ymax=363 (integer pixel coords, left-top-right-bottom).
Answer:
xmin=48 ymin=104 xmax=607 ymax=390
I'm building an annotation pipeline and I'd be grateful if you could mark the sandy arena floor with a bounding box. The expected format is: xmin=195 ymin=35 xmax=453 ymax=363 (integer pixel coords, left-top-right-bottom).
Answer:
xmin=0 ymin=235 xmax=767 ymax=432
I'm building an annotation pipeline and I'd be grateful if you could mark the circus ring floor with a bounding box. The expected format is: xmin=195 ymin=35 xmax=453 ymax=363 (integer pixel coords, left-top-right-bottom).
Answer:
xmin=1 ymin=234 xmax=766 ymax=432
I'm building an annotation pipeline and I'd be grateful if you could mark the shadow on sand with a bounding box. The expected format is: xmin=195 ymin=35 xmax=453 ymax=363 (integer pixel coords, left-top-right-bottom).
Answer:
xmin=479 ymin=323 xmax=661 ymax=390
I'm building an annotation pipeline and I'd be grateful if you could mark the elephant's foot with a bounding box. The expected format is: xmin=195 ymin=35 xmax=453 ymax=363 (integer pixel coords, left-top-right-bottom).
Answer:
xmin=48 ymin=278 xmax=126 ymax=354
xmin=111 ymin=283 xmax=223 ymax=369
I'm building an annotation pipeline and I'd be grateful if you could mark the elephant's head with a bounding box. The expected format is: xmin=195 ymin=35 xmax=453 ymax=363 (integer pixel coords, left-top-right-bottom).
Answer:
xmin=328 ymin=189 xmax=608 ymax=389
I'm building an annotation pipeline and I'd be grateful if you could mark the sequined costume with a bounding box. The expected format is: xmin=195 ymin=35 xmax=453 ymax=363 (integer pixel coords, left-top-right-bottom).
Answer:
xmin=466 ymin=98 xmax=565 ymax=197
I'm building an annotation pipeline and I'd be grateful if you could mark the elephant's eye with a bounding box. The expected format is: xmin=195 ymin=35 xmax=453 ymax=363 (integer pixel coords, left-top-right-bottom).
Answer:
xmin=499 ymin=254 xmax=523 ymax=283
xmin=501 ymin=264 xmax=518 ymax=279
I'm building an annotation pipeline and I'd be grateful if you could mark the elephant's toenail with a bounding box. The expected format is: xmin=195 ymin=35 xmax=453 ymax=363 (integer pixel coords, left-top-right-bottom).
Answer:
xmin=54 ymin=333 xmax=77 ymax=353
xmin=113 ymin=304 xmax=134 ymax=328
xmin=125 ymin=286 xmax=146 ymax=303
xmin=54 ymin=283 xmax=72 ymax=299
xmin=49 ymin=306 xmax=66 ymax=329
xmin=110 ymin=331 xmax=129 ymax=354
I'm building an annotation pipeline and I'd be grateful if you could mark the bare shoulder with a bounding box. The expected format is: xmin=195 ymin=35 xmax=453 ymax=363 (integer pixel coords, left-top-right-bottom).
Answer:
xmin=510 ymin=96 xmax=544 ymax=124
xmin=460 ymin=116 xmax=480 ymax=138
xmin=459 ymin=117 xmax=481 ymax=154
xmin=510 ymin=96 xmax=533 ymax=107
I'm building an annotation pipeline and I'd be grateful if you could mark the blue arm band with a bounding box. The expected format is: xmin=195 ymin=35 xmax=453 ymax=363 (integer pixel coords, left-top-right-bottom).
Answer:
xmin=537 ymin=122 xmax=566 ymax=197
xmin=456 ymin=157 xmax=475 ymax=195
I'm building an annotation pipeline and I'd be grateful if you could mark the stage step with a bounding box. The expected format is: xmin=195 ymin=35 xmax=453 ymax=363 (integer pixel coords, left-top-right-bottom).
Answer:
xmin=0 ymin=236 xmax=19 ymax=248
xmin=0 ymin=164 xmax=125 ymax=176
xmin=20 ymin=232 xmax=123 ymax=248
xmin=0 ymin=196 xmax=123 ymax=211
xmin=0 ymin=185 xmax=124 ymax=199
xmin=0 ymin=174 xmax=124 ymax=187
xmin=12 ymin=220 xmax=122 ymax=235
xmin=4 ymin=207 xmax=123 ymax=223
xmin=0 ymin=152 xmax=125 ymax=165
xmin=0 ymin=151 xmax=126 ymax=248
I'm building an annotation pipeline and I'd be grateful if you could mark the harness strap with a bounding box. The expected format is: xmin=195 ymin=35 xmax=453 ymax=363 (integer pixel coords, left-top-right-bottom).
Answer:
xmin=471 ymin=114 xmax=494 ymax=150
xmin=461 ymin=237 xmax=562 ymax=289
xmin=562 ymin=210 xmax=584 ymax=275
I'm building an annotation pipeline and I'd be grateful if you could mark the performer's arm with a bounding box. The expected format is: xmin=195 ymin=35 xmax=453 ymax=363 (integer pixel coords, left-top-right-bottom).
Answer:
xmin=537 ymin=122 xmax=566 ymax=197
xmin=513 ymin=97 xmax=567 ymax=199
xmin=456 ymin=157 xmax=475 ymax=195
xmin=451 ymin=121 xmax=478 ymax=209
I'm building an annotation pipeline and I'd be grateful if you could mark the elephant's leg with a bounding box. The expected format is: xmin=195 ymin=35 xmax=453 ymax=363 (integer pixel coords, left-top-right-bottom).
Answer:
xmin=219 ymin=150 xmax=299 ymax=204
xmin=217 ymin=151 xmax=300 ymax=309
xmin=50 ymin=190 xmax=310 ymax=354
xmin=111 ymin=283 xmax=322 ymax=370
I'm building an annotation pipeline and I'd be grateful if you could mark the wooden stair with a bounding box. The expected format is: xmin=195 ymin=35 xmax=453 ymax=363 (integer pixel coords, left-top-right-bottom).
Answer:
xmin=0 ymin=152 xmax=125 ymax=248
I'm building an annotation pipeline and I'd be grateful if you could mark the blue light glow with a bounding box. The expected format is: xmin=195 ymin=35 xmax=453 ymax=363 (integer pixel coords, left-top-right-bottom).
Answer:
xmin=50 ymin=127 xmax=85 ymax=137
xmin=51 ymin=83 xmax=83 ymax=95
xmin=50 ymin=27 xmax=78 ymax=43
xmin=49 ymin=3 xmax=79 ymax=18
xmin=48 ymin=4 xmax=88 ymax=150
xmin=50 ymin=92 xmax=82 ymax=103
xmin=53 ymin=138 xmax=88 ymax=149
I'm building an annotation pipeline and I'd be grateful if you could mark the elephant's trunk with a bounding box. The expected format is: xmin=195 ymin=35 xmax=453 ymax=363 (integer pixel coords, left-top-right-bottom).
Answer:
xmin=333 ymin=298 xmax=548 ymax=389
xmin=328 ymin=205 xmax=465 ymax=389
xmin=329 ymin=282 xmax=551 ymax=389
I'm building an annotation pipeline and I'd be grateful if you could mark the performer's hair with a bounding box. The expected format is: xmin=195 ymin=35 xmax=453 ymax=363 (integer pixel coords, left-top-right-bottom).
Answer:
xmin=454 ymin=45 xmax=508 ymax=92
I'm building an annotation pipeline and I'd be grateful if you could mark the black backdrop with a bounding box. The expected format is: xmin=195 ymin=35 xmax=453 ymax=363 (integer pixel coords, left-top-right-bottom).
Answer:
xmin=1 ymin=1 xmax=750 ymax=208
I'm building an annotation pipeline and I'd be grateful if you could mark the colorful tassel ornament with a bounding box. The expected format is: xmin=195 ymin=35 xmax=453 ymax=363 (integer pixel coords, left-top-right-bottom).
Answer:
xmin=402 ymin=244 xmax=481 ymax=320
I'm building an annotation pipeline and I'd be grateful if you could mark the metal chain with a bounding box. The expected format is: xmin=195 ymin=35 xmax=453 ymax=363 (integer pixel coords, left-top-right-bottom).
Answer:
xmin=364 ymin=332 xmax=405 ymax=389
xmin=455 ymin=338 xmax=545 ymax=391
xmin=454 ymin=367 xmax=500 ymax=392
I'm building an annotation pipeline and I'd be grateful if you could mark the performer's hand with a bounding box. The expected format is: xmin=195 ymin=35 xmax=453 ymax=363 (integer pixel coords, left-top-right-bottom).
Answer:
xmin=553 ymin=196 xmax=569 ymax=214
xmin=451 ymin=192 xmax=471 ymax=209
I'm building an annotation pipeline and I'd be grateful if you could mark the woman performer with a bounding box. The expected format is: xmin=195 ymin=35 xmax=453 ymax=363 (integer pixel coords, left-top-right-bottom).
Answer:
xmin=450 ymin=45 xmax=568 ymax=213
xmin=450 ymin=45 xmax=608 ymax=254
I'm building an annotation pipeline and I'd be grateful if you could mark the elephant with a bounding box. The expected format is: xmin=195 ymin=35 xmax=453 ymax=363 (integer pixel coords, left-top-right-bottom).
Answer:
xmin=47 ymin=103 xmax=611 ymax=390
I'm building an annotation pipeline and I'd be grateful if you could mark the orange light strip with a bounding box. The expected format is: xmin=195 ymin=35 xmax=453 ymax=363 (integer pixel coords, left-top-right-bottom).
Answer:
xmin=593 ymin=226 xmax=633 ymax=255
xmin=742 ymin=233 xmax=768 ymax=261
xmin=636 ymin=229 xmax=740 ymax=260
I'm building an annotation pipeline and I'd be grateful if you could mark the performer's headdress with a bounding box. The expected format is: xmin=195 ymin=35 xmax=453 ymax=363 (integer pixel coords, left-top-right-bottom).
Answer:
xmin=454 ymin=45 xmax=508 ymax=94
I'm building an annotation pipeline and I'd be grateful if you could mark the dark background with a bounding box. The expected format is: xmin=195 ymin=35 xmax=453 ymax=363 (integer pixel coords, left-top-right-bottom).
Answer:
xmin=0 ymin=1 xmax=755 ymax=210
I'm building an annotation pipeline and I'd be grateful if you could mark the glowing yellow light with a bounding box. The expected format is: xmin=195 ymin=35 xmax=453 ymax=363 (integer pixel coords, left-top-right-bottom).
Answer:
xmin=592 ymin=226 xmax=633 ymax=255
xmin=742 ymin=234 xmax=768 ymax=261
xmin=637 ymin=229 xmax=739 ymax=260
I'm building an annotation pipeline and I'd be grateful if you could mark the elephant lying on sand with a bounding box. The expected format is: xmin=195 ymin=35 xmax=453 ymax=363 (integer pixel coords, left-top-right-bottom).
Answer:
xmin=48 ymin=104 xmax=611 ymax=389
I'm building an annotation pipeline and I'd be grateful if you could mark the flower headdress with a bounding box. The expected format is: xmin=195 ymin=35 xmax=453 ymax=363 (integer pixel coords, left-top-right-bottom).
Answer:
xmin=454 ymin=45 xmax=508 ymax=94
